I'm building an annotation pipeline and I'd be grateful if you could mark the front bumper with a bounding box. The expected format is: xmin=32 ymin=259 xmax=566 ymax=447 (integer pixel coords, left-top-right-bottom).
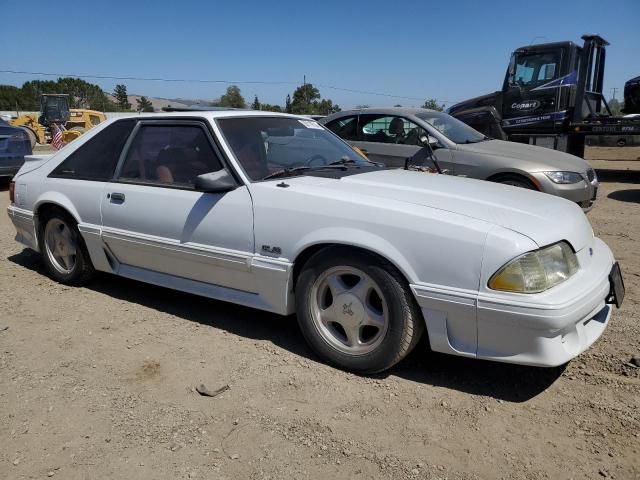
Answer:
xmin=532 ymin=172 xmax=598 ymax=210
xmin=411 ymin=237 xmax=616 ymax=367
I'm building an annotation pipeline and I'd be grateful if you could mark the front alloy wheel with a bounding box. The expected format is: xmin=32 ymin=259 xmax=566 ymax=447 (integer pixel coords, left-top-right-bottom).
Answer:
xmin=310 ymin=266 xmax=389 ymax=356
xmin=296 ymin=247 xmax=424 ymax=373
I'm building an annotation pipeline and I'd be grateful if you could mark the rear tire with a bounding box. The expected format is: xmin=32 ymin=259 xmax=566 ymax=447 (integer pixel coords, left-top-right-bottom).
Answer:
xmin=38 ymin=207 xmax=95 ymax=285
xmin=295 ymin=247 xmax=424 ymax=373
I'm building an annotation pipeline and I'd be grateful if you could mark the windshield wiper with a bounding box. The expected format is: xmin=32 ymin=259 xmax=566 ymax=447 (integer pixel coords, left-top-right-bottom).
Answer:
xmin=327 ymin=158 xmax=357 ymax=166
xmin=262 ymin=164 xmax=348 ymax=180
xmin=262 ymin=166 xmax=311 ymax=180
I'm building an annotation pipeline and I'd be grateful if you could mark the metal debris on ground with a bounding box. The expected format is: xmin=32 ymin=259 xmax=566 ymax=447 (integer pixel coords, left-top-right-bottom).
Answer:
xmin=195 ymin=383 xmax=230 ymax=397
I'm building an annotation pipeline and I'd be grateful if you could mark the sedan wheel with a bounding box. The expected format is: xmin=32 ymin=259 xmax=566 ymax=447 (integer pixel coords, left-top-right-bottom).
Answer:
xmin=296 ymin=247 xmax=424 ymax=373
xmin=495 ymin=175 xmax=537 ymax=190
xmin=44 ymin=218 xmax=78 ymax=274
xmin=38 ymin=208 xmax=95 ymax=285
xmin=310 ymin=266 xmax=389 ymax=356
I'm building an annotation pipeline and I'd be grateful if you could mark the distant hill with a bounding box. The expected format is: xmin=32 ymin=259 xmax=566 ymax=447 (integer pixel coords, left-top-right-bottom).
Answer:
xmin=105 ymin=94 xmax=203 ymax=111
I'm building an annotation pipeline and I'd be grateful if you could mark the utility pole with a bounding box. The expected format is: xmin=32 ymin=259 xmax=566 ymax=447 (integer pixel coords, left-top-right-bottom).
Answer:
xmin=303 ymin=75 xmax=307 ymax=111
xmin=610 ymin=87 xmax=618 ymax=100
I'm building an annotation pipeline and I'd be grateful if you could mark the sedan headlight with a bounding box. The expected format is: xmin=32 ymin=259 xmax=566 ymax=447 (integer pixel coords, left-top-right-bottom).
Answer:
xmin=489 ymin=242 xmax=579 ymax=293
xmin=544 ymin=171 xmax=584 ymax=184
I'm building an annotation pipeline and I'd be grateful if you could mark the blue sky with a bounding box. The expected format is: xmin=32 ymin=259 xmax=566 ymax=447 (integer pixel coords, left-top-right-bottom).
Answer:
xmin=1 ymin=0 xmax=638 ymax=109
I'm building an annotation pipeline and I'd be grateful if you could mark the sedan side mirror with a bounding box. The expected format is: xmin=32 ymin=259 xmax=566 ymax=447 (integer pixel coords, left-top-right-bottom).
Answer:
xmin=419 ymin=134 xmax=442 ymax=149
xmin=195 ymin=170 xmax=237 ymax=193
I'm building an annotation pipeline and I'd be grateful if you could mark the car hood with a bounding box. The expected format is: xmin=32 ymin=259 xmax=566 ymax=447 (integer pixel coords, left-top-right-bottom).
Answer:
xmin=456 ymin=139 xmax=590 ymax=172
xmin=286 ymin=169 xmax=593 ymax=251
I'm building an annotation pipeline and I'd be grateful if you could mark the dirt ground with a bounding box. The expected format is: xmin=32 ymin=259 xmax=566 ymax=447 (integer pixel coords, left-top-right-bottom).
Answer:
xmin=1 ymin=147 xmax=639 ymax=480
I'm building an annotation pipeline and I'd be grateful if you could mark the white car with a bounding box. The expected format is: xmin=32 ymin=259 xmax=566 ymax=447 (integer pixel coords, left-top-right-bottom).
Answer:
xmin=7 ymin=111 xmax=625 ymax=373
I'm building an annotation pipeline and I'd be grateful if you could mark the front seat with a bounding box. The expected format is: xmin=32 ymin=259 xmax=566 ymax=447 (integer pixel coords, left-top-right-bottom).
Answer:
xmin=388 ymin=117 xmax=405 ymax=143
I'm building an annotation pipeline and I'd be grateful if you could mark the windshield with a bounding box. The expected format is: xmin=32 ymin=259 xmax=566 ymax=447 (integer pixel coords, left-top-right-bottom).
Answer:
xmin=416 ymin=111 xmax=486 ymax=144
xmin=217 ymin=116 xmax=372 ymax=181
xmin=510 ymin=52 xmax=560 ymax=87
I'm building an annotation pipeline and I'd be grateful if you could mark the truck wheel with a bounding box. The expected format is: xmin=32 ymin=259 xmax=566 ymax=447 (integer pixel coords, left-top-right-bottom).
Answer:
xmin=295 ymin=247 xmax=424 ymax=373
xmin=493 ymin=175 xmax=537 ymax=190
xmin=38 ymin=208 xmax=95 ymax=285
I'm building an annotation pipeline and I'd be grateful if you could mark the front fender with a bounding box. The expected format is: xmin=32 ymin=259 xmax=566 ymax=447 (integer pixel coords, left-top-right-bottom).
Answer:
xmin=291 ymin=226 xmax=420 ymax=284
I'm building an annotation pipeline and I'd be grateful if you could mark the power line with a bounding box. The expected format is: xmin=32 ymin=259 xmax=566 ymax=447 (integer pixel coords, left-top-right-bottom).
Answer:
xmin=0 ymin=69 xmax=296 ymax=86
xmin=0 ymin=69 xmax=459 ymax=105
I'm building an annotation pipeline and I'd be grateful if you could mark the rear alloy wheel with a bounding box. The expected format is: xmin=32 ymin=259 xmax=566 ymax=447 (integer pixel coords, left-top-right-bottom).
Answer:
xmin=39 ymin=209 xmax=94 ymax=285
xmin=296 ymin=247 xmax=424 ymax=373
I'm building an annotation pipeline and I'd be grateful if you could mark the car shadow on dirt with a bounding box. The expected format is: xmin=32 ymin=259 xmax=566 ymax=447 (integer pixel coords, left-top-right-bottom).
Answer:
xmin=607 ymin=189 xmax=640 ymax=204
xmin=9 ymin=248 xmax=565 ymax=403
xmin=0 ymin=177 xmax=10 ymax=191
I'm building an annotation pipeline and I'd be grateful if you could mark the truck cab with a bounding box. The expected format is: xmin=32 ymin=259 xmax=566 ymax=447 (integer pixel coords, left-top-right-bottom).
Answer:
xmin=449 ymin=35 xmax=640 ymax=157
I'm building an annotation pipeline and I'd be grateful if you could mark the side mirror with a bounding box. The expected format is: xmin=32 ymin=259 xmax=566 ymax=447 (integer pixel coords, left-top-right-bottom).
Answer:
xmin=195 ymin=170 xmax=237 ymax=193
xmin=419 ymin=134 xmax=442 ymax=149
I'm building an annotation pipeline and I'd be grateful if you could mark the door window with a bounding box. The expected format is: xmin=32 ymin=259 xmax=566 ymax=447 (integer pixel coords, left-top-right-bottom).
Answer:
xmin=118 ymin=124 xmax=223 ymax=188
xmin=358 ymin=115 xmax=426 ymax=145
xmin=324 ymin=115 xmax=359 ymax=141
xmin=49 ymin=119 xmax=136 ymax=181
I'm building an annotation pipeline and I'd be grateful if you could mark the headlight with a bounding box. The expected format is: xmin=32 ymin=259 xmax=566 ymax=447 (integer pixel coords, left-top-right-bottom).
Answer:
xmin=544 ymin=171 xmax=584 ymax=184
xmin=489 ymin=242 xmax=579 ymax=293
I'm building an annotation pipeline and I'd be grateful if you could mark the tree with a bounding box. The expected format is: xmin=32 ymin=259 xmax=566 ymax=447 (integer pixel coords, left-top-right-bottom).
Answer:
xmin=4 ymin=78 xmax=117 ymax=112
xmin=251 ymin=95 xmax=261 ymax=110
xmin=291 ymin=83 xmax=321 ymax=114
xmin=136 ymin=96 xmax=154 ymax=112
xmin=0 ymin=85 xmax=28 ymax=110
xmin=285 ymin=94 xmax=292 ymax=113
xmin=113 ymin=84 xmax=131 ymax=111
xmin=215 ymin=85 xmax=246 ymax=108
xmin=607 ymin=98 xmax=623 ymax=116
xmin=422 ymin=98 xmax=444 ymax=111
xmin=260 ymin=103 xmax=282 ymax=113
xmin=316 ymin=99 xmax=341 ymax=115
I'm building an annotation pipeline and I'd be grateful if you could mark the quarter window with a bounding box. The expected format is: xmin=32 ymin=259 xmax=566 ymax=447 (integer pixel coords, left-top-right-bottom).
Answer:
xmin=118 ymin=124 xmax=223 ymax=188
xmin=358 ymin=115 xmax=426 ymax=145
xmin=49 ymin=120 xmax=135 ymax=181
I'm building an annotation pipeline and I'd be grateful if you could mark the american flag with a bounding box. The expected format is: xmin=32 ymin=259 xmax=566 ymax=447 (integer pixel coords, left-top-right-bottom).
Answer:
xmin=51 ymin=124 xmax=63 ymax=150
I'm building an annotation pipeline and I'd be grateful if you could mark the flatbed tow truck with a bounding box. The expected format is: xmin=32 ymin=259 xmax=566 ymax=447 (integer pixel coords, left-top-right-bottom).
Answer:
xmin=448 ymin=35 xmax=640 ymax=158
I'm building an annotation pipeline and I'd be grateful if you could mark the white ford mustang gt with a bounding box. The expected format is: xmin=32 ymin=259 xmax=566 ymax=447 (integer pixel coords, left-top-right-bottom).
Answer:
xmin=7 ymin=111 xmax=625 ymax=373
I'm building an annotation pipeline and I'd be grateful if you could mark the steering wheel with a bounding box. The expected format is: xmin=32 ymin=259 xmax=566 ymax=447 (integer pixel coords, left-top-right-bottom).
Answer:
xmin=304 ymin=154 xmax=328 ymax=167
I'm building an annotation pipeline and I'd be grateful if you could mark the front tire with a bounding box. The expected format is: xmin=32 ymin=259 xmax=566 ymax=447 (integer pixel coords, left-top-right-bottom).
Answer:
xmin=493 ymin=174 xmax=537 ymax=190
xmin=295 ymin=247 xmax=424 ymax=373
xmin=38 ymin=208 xmax=95 ymax=285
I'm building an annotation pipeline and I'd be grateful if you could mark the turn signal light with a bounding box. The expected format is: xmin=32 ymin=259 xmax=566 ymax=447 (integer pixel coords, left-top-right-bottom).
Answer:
xmin=9 ymin=181 xmax=15 ymax=204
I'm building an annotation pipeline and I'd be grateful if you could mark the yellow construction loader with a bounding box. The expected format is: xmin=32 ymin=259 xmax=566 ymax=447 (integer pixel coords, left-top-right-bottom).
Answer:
xmin=10 ymin=94 xmax=106 ymax=147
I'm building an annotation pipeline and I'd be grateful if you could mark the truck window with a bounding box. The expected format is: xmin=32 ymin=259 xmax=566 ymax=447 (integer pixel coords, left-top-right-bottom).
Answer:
xmin=512 ymin=52 xmax=560 ymax=86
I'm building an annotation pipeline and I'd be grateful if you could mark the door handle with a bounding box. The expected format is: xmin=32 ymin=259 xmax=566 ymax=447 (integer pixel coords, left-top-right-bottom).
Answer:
xmin=109 ymin=192 xmax=125 ymax=203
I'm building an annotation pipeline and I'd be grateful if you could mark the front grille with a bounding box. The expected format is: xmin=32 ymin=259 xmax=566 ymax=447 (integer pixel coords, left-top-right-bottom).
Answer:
xmin=586 ymin=168 xmax=596 ymax=182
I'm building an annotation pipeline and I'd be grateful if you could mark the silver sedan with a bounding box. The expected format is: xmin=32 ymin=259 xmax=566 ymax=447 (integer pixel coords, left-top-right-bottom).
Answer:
xmin=321 ymin=107 xmax=598 ymax=209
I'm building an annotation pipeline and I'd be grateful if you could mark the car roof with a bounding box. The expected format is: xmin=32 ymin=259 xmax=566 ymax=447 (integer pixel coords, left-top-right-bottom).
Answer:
xmin=108 ymin=110 xmax=305 ymax=121
xmin=322 ymin=107 xmax=441 ymax=122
